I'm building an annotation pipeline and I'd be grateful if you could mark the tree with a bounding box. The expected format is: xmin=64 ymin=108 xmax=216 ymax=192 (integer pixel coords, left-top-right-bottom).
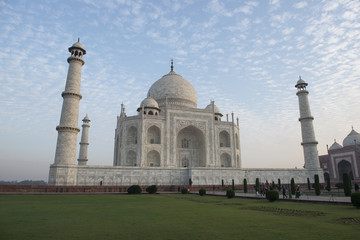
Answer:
xmin=243 ymin=179 xmax=247 ymax=193
xmin=226 ymin=188 xmax=235 ymax=198
xmin=307 ymin=177 xmax=311 ymax=190
xmin=255 ymin=178 xmax=260 ymax=192
xmin=277 ymin=178 xmax=281 ymax=191
xmin=271 ymin=181 xmax=275 ymax=190
xmin=314 ymin=174 xmax=321 ymax=196
xmin=232 ymin=179 xmax=235 ymax=190
xmin=290 ymin=178 xmax=296 ymax=195
xmin=343 ymin=173 xmax=352 ymax=197
xmin=325 ymin=175 xmax=331 ymax=192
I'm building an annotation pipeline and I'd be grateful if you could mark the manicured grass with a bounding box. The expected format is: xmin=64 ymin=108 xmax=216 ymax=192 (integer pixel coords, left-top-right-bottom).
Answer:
xmin=0 ymin=194 xmax=359 ymax=240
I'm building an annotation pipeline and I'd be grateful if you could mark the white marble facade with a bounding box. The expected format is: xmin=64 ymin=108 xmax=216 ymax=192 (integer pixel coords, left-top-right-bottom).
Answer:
xmin=48 ymin=43 xmax=324 ymax=186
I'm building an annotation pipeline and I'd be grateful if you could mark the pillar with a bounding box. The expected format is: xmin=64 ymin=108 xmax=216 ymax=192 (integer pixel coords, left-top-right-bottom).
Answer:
xmin=295 ymin=77 xmax=320 ymax=169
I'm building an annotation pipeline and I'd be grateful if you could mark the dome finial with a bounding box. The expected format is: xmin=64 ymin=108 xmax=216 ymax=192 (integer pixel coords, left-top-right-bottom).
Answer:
xmin=352 ymin=125 xmax=354 ymax=130
xmin=171 ymin=59 xmax=174 ymax=72
xmin=78 ymin=37 xmax=80 ymax=43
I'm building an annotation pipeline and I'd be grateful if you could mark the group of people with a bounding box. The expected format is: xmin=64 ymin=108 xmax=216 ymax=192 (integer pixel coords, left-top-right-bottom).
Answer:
xmin=281 ymin=186 xmax=301 ymax=199
xmin=255 ymin=185 xmax=301 ymax=199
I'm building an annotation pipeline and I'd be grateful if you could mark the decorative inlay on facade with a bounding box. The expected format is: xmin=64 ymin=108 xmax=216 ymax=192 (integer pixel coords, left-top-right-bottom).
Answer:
xmin=176 ymin=119 xmax=206 ymax=132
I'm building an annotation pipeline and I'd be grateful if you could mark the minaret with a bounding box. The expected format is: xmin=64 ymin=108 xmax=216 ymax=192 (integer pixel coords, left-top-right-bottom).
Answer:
xmin=53 ymin=39 xmax=86 ymax=166
xmin=78 ymin=114 xmax=90 ymax=165
xmin=295 ymin=76 xmax=320 ymax=169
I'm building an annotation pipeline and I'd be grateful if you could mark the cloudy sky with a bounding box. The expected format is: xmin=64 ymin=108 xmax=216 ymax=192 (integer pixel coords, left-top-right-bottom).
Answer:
xmin=0 ymin=0 xmax=359 ymax=181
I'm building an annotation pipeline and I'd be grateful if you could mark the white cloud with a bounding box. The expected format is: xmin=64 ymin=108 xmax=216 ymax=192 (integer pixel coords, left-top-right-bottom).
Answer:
xmin=293 ymin=1 xmax=308 ymax=9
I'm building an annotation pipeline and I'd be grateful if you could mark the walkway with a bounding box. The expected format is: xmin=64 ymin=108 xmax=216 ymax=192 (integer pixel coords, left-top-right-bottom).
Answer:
xmin=200 ymin=191 xmax=352 ymax=204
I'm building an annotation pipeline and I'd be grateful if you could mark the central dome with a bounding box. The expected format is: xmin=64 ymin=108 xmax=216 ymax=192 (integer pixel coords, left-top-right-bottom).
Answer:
xmin=147 ymin=70 xmax=197 ymax=108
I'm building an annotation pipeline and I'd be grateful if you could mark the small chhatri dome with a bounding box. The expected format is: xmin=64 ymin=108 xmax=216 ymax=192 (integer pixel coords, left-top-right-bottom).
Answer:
xmin=82 ymin=114 xmax=90 ymax=122
xmin=205 ymin=103 xmax=221 ymax=115
xmin=140 ymin=97 xmax=159 ymax=109
xmin=147 ymin=60 xmax=197 ymax=108
xmin=329 ymin=140 xmax=342 ymax=150
xmin=343 ymin=128 xmax=360 ymax=147
xmin=69 ymin=38 xmax=86 ymax=54
xmin=295 ymin=76 xmax=308 ymax=88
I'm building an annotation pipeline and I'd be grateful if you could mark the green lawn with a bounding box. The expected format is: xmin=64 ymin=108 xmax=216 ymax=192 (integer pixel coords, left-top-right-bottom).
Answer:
xmin=0 ymin=194 xmax=359 ymax=240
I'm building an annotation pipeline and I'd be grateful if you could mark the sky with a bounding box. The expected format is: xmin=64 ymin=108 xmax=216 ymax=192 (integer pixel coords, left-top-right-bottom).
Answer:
xmin=0 ymin=0 xmax=360 ymax=181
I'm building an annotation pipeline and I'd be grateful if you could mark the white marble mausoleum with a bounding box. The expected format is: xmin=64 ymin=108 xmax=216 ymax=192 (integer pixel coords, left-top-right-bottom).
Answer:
xmin=48 ymin=41 xmax=324 ymax=186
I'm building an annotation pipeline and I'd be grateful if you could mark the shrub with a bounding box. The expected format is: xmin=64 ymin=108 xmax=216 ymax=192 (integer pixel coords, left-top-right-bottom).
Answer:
xmin=266 ymin=190 xmax=279 ymax=202
xmin=351 ymin=192 xmax=360 ymax=208
xmin=199 ymin=189 xmax=206 ymax=196
xmin=314 ymin=174 xmax=321 ymax=196
xmin=127 ymin=185 xmax=142 ymax=194
xmin=307 ymin=177 xmax=311 ymax=190
xmin=181 ymin=188 xmax=189 ymax=194
xmin=226 ymin=189 xmax=235 ymax=198
xmin=255 ymin=178 xmax=260 ymax=192
xmin=146 ymin=185 xmax=157 ymax=194
xmin=243 ymin=179 xmax=247 ymax=193
xmin=291 ymin=178 xmax=296 ymax=195
xmin=343 ymin=173 xmax=352 ymax=197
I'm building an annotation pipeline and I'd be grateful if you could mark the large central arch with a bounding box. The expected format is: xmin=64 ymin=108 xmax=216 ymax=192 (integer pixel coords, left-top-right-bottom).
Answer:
xmin=177 ymin=125 xmax=206 ymax=167
xmin=338 ymin=160 xmax=353 ymax=180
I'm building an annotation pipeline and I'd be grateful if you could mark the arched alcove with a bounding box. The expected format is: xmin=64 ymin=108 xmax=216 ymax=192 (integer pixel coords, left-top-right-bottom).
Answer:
xmin=147 ymin=126 xmax=161 ymax=144
xmin=219 ymin=131 xmax=230 ymax=147
xmin=235 ymin=133 xmax=240 ymax=149
xmin=220 ymin=153 xmax=231 ymax=167
xmin=126 ymin=150 xmax=137 ymax=166
xmin=126 ymin=126 xmax=137 ymax=145
xmin=147 ymin=150 xmax=160 ymax=167
xmin=177 ymin=126 xmax=205 ymax=167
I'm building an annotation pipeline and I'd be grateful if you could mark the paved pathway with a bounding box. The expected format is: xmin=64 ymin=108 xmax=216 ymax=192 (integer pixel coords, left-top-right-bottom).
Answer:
xmin=199 ymin=191 xmax=352 ymax=204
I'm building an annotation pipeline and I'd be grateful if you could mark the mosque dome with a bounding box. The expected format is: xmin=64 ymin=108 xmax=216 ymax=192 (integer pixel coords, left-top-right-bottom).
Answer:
xmin=205 ymin=103 xmax=221 ymax=115
xmin=329 ymin=141 xmax=342 ymax=151
xmin=147 ymin=65 xmax=197 ymax=108
xmin=140 ymin=97 xmax=159 ymax=109
xmin=343 ymin=129 xmax=360 ymax=147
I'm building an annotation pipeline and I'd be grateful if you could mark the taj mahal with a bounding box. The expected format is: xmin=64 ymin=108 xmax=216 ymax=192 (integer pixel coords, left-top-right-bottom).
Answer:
xmin=48 ymin=40 xmax=324 ymax=186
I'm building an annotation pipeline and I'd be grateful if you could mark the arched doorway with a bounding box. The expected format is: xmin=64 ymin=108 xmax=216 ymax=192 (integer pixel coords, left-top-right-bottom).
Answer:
xmin=338 ymin=160 xmax=353 ymax=180
xmin=324 ymin=172 xmax=330 ymax=182
xmin=177 ymin=126 xmax=205 ymax=167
